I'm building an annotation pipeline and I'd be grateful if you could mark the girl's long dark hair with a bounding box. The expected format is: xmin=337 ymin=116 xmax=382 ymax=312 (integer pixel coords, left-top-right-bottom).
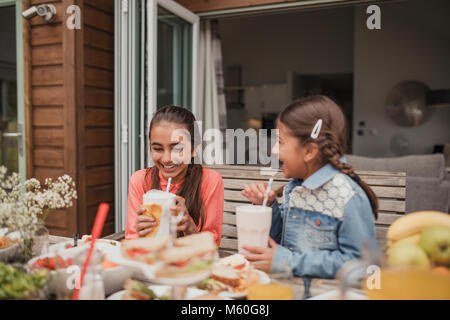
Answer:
xmin=278 ymin=95 xmax=378 ymax=220
xmin=145 ymin=106 xmax=205 ymax=229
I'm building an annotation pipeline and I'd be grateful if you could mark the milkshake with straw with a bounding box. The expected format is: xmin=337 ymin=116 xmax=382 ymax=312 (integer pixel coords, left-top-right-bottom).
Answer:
xmin=236 ymin=178 xmax=273 ymax=254
xmin=142 ymin=178 xmax=176 ymax=237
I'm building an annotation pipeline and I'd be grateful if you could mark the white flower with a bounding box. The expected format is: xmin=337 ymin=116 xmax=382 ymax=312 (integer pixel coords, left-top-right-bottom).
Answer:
xmin=0 ymin=166 xmax=77 ymax=238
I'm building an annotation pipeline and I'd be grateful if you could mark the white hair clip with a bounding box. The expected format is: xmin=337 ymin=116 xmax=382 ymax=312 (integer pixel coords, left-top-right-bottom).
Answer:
xmin=310 ymin=119 xmax=323 ymax=139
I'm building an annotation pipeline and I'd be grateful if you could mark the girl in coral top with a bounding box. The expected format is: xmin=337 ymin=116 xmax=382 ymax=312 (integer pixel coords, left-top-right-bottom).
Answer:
xmin=125 ymin=106 xmax=224 ymax=246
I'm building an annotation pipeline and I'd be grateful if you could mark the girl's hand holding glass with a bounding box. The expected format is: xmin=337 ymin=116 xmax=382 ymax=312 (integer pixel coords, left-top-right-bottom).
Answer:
xmin=242 ymin=182 xmax=277 ymax=207
xmin=136 ymin=208 xmax=157 ymax=237
xmin=242 ymin=237 xmax=278 ymax=273
xmin=171 ymin=196 xmax=197 ymax=235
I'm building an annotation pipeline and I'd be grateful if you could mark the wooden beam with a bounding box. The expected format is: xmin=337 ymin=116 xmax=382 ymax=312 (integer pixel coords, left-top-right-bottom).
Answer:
xmin=62 ymin=0 xmax=79 ymax=236
xmin=23 ymin=0 xmax=33 ymax=179
xmin=175 ymin=0 xmax=299 ymax=13
xmin=74 ymin=0 xmax=87 ymax=236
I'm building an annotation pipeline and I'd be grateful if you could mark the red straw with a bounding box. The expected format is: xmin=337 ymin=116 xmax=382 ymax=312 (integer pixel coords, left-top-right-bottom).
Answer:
xmin=72 ymin=202 xmax=109 ymax=300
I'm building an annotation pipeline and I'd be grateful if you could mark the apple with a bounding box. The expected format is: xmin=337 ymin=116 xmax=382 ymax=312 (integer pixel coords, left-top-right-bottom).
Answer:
xmin=419 ymin=226 xmax=450 ymax=267
xmin=387 ymin=242 xmax=430 ymax=269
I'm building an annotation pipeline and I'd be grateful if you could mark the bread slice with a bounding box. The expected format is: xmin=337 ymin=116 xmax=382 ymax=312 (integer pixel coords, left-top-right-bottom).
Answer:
xmin=211 ymin=264 xmax=241 ymax=288
xmin=121 ymin=235 xmax=171 ymax=254
xmin=160 ymin=246 xmax=198 ymax=264
xmin=142 ymin=203 xmax=163 ymax=238
xmin=175 ymin=232 xmax=215 ymax=248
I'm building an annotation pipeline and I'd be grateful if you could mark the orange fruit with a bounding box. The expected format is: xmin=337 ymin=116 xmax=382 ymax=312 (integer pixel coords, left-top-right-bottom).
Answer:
xmin=432 ymin=266 xmax=449 ymax=276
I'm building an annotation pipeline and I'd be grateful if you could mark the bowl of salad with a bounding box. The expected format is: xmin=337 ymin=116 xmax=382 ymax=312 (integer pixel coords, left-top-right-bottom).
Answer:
xmin=0 ymin=262 xmax=49 ymax=300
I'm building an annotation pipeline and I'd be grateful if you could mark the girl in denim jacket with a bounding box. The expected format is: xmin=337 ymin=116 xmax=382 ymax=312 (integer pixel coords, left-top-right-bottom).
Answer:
xmin=241 ymin=95 xmax=378 ymax=279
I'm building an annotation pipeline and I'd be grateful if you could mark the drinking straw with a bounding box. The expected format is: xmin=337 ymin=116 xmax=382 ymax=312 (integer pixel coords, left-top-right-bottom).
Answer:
xmin=262 ymin=178 xmax=274 ymax=207
xmin=166 ymin=177 xmax=172 ymax=193
xmin=72 ymin=202 xmax=110 ymax=300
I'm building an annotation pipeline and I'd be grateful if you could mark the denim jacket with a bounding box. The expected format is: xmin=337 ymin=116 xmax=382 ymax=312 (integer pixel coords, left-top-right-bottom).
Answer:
xmin=269 ymin=161 xmax=376 ymax=279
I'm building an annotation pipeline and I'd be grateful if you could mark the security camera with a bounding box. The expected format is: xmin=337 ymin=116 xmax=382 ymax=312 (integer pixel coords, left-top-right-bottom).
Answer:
xmin=22 ymin=6 xmax=38 ymax=19
xmin=22 ymin=4 xmax=56 ymax=22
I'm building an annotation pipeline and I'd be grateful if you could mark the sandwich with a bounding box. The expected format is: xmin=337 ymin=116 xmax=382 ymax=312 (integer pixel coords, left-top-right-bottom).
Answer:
xmin=219 ymin=254 xmax=250 ymax=275
xmin=198 ymin=255 xmax=260 ymax=294
xmin=211 ymin=264 xmax=241 ymax=288
xmin=121 ymin=279 xmax=170 ymax=300
xmin=197 ymin=264 xmax=248 ymax=293
xmin=121 ymin=235 xmax=171 ymax=264
xmin=142 ymin=203 xmax=163 ymax=238
xmin=156 ymin=232 xmax=217 ymax=278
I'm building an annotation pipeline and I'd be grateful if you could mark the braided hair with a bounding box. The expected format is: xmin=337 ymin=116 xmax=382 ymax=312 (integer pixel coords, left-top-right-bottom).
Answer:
xmin=278 ymin=95 xmax=378 ymax=219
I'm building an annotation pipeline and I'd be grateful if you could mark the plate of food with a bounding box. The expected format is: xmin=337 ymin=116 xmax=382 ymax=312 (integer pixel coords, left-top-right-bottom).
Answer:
xmin=107 ymin=279 xmax=208 ymax=300
xmin=195 ymin=254 xmax=271 ymax=299
xmin=107 ymin=232 xmax=218 ymax=286
xmin=28 ymin=247 xmax=133 ymax=296
xmin=0 ymin=229 xmax=21 ymax=262
xmin=0 ymin=262 xmax=49 ymax=300
xmin=48 ymin=235 xmax=120 ymax=255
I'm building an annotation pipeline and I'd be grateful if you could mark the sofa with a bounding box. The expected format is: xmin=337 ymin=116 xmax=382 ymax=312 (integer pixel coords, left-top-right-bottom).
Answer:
xmin=346 ymin=154 xmax=450 ymax=213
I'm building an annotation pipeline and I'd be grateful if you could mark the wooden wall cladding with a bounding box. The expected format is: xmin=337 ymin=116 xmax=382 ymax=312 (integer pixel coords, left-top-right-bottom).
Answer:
xmin=27 ymin=0 xmax=70 ymax=235
xmin=81 ymin=0 xmax=115 ymax=237
xmin=27 ymin=0 xmax=115 ymax=237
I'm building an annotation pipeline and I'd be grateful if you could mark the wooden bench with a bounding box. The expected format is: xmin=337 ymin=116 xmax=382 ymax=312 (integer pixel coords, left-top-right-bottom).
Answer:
xmin=102 ymin=165 xmax=406 ymax=253
xmin=206 ymin=164 xmax=406 ymax=254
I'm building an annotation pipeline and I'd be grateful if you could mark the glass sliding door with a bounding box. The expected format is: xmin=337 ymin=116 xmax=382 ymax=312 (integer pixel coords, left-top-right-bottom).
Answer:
xmin=146 ymin=0 xmax=198 ymax=167
xmin=157 ymin=6 xmax=192 ymax=110
xmin=0 ymin=0 xmax=25 ymax=177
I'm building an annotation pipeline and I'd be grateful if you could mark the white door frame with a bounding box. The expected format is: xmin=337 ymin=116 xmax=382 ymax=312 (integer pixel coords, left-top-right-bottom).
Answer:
xmin=114 ymin=0 xmax=142 ymax=232
xmin=114 ymin=0 xmax=199 ymax=232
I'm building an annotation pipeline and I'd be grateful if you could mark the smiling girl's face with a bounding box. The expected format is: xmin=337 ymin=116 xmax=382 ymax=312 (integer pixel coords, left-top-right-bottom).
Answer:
xmin=150 ymin=120 xmax=194 ymax=183
xmin=272 ymin=121 xmax=324 ymax=181
xmin=272 ymin=121 xmax=308 ymax=179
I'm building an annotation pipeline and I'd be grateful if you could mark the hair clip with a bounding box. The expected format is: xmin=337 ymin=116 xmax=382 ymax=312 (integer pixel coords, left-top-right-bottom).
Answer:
xmin=310 ymin=119 xmax=323 ymax=139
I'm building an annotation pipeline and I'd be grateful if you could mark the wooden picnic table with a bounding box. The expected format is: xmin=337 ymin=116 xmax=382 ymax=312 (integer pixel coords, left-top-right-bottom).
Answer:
xmin=48 ymin=234 xmax=365 ymax=300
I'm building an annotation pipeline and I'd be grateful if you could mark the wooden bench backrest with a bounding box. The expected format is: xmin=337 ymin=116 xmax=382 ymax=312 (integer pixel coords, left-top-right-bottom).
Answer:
xmin=206 ymin=165 xmax=406 ymax=253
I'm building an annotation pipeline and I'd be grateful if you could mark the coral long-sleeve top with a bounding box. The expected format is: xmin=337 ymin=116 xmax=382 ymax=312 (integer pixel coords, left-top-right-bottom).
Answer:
xmin=125 ymin=167 xmax=224 ymax=246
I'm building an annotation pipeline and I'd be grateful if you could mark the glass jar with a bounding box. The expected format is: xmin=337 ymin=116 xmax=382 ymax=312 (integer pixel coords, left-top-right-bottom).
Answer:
xmin=32 ymin=220 xmax=49 ymax=257
xmin=73 ymin=247 xmax=106 ymax=300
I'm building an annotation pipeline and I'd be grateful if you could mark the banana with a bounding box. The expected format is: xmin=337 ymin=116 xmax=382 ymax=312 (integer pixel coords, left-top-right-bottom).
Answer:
xmin=387 ymin=211 xmax=450 ymax=242
xmin=387 ymin=233 xmax=421 ymax=251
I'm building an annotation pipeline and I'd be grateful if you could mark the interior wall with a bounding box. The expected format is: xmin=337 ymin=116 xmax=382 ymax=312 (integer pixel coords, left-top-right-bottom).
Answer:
xmin=353 ymin=0 xmax=450 ymax=156
xmin=219 ymin=8 xmax=354 ymax=129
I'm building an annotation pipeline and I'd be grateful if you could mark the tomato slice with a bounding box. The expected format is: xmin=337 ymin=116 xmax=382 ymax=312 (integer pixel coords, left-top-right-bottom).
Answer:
xmin=172 ymin=260 xmax=189 ymax=268
xmin=127 ymin=248 xmax=149 ymax=258
xmin=234 ymin=263 xmax=246 ymax=270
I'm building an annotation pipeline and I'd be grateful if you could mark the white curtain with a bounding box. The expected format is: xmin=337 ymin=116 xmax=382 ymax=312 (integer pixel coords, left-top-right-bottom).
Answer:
xmin=197 ymin=20 xmax=227 ymax=133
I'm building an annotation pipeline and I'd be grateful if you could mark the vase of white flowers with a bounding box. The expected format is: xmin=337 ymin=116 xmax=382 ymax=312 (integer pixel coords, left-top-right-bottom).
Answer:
xmin=0 ymin=166 xmax=77 ymax=262
xmin=28 ymin=220 xmax=49 ymax=259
